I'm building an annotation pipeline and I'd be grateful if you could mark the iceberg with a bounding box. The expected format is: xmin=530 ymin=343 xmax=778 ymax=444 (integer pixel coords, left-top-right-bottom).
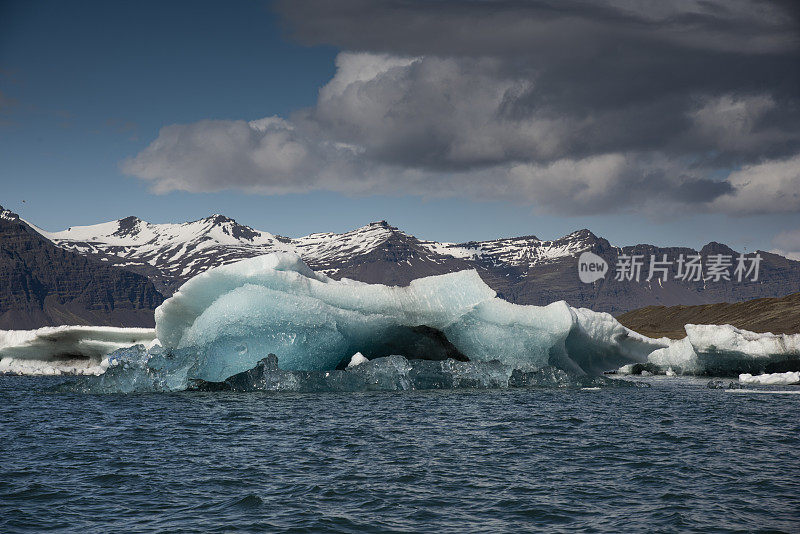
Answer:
xmin=642 ymin=324 xmax=800 ymax=376
xmin=61 ymin=344 xmax=193 ymax=393
xmin=49 ymin=252 xmax=800 ymax=391
xmin=187 ymin=354 xmax=513 ymax=392
xmin=0 ymin=326 xmax=156 ymax=375
xmin=738 ymin=371 xmax=800 ymax=386
xmin=150 ymin=252 xmax=665 ymax=384
xmin=63 ymin=349 xmax=642 ymax=394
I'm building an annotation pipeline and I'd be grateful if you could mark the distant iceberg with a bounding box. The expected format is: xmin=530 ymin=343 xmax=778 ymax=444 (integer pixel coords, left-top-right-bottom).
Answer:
xmin=640 ymin=324 xmax=800 ymax=376
xmin=0 ymin=326 xmax=156 ymax=375
xmin=738 ymin=371 xmax=800 ymax=386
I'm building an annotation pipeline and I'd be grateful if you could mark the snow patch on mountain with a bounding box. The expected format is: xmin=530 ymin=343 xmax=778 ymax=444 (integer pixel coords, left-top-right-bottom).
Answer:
xmin=293 ymin=221 xmax=397 ymax=263
xmin=33 ymin=214 xmax=590 ymax=293
xmin=37 ymin=214 xmax=588 ymax=276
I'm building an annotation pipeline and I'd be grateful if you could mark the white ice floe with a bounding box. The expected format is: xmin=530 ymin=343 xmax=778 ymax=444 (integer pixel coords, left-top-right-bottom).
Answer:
xmin=739 ymin=371 xmax=800 ymax=386
xmin=0 ymin=326 xmax=156 ymax=375
xmin=644 ymin=324 xmax=800 ymax=376
xmin=0 ymin=357 xmax=107 ymax=376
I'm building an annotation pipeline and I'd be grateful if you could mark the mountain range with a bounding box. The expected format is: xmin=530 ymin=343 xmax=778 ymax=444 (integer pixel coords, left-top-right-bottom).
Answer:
xmin=3 ymin=205 xmax=800 ymax=329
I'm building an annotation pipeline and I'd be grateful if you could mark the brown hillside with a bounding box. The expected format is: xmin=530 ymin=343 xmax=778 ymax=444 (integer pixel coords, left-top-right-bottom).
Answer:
xmin=616 ymin=292 xmax=800 ymax=339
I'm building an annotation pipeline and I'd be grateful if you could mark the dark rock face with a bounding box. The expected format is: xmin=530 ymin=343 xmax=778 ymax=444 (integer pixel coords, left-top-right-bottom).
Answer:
xmin=303 ymin=223 xmax=476 ymax=287
xmin=0 ymin=208 xmax=164 ymax=329
xmin=504 ymin=240 xmax=799 ymax=315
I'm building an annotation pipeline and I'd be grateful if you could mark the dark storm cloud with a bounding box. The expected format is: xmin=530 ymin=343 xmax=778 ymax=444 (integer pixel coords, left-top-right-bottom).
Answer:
xmin=124 ymin=1 xmax=800 ymax=215
xmin=277 ymin=0 xmax=798 ymax=57
xmin=278 ymin=0 xmax=800 ymax=166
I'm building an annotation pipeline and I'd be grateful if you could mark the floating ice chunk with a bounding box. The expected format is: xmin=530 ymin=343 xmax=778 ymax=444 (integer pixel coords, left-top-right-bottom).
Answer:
xmin=739 ymin=371 xmax=800 ymax=385
xmin=0 ymin=326 xmax=156 ymax=375
xmin=569 ymin=307 xmax=666 ymax=375
xmin=347 ymin=352 xmax=368 ymax=368
xmin=687 ymin=324 xmax=800 ymax=358
xmin=707 ymin=379 xmax=737 ymax=389
xmin=186 ymin=355 xmax=508 ymax=393
xmin=62 ymin=344 xmax=193 ymax=393
xmin=507 ymin=366 xmax=644 ymax=388
xmin=646 ymin=338 xmax=695 ymax=374
xmin=444 ymin=301 xmax=664 ymax=376
xmin=152 ymin=252 xmax=665 ymax=382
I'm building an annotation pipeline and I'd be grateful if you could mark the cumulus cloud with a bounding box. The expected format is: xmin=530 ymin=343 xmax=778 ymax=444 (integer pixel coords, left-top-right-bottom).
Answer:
xmin=302 ymin=54 xmax=576 ymax=169
xmin=123 ymin=0 xmax=800 ymax=216
xmin=122 ymin=116 xmax=375 ymax=195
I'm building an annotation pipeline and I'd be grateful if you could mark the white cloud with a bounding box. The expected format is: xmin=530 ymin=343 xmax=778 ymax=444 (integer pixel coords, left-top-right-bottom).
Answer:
xmin=122 ymin=50 xmax=800 ymax=217
xmin=121 ymin=117 xmax=357 ymax=194
xmin=710 ymin=154 xmax=800 ymax=214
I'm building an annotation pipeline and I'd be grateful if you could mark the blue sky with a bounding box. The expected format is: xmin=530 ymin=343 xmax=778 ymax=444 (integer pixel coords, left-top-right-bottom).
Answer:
xmin=1 ymin=0 xmax=798 ymax=252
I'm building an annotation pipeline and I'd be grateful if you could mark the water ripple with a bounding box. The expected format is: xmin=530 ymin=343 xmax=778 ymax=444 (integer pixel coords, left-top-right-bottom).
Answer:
xmin=0 ymin=376 xmax=798 ymax=533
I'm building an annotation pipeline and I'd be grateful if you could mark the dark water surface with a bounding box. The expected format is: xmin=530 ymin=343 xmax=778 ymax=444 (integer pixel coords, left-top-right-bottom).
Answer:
xmin=1 ymin=376 xmax=798 ymax=533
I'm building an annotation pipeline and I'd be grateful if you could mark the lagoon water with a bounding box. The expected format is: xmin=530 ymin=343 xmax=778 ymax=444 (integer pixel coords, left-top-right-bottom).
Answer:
xmin=1 ymin=375 xmax=798 ymax=533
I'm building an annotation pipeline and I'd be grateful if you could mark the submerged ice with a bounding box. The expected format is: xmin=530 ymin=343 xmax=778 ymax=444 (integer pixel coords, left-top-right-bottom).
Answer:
xmin=68 ymin=349 xmax=638 ymax=394
xmin=151 ymin=253 xmax=664 ymax=384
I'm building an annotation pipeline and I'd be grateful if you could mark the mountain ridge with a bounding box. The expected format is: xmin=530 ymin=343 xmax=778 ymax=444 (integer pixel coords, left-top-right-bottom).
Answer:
xmin=22 ymin=211 xmax=800 ymax=316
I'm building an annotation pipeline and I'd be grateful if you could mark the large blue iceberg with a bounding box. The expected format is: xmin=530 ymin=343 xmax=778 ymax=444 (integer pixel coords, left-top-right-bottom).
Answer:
xmin=52 ymin=253 xmax=800 ymax=393
xmin=150 ymin=253 xmax=664 ymax=384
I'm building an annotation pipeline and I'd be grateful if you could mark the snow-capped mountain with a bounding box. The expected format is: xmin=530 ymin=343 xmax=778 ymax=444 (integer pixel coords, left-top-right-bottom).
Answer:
xmin=24 ymin=213 xmax=800 ymax=315
xmin=0 ymin=207 xmax=163 ymax=329
xmin=32 ymin=214 xmax=291 ymax=293
xmin=31 ymin=216 xmax=600 ymax=295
